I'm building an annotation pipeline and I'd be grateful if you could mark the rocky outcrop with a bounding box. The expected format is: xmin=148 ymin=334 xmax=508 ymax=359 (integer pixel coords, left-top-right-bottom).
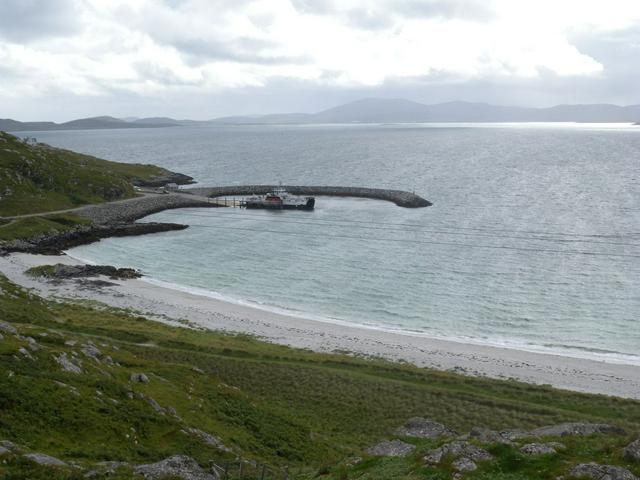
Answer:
xmin=29 ymin=264 xmax=141 ymax=280
xmin=22 ymin=452 xmax=68 ymax=467
xmin=423 ymin=441 xmax=493 ymax=465
xmin=80 ymin=342 xmax=102 ymax=360
xmin=395 ymin=417 xmax=456 ymax=439
xmin=130 ymin=373 xmax=149 ymax=383
xmin=452 ymin=457 xmax=477 ymax=472
xmin=366 ymin=439 xmax=415 ymax=457
xmin=84 ymin=461 xmax=130 ymax=478
xmin=466 ymin=427 xmax=528 ymax=444
xmin=0 ymin=193 xmax=219 ymax=255
xmin=1 ymin=222 xmax=188 ymax=255
xmin=1 ymin=440 xmax=19 ymax=452
xmin=569 ymin=463 xmax=638 ymax=480
xmin=0 ymin=321 xmax=17 ymax=335
xmin=531 ymin=423 xmax=625 ymax=437
xmin=53 ymin=353 xmax=82 ymax=374
xmin=520 ymin=442 xmax=563 ymax=455
xmin=134 ymin=455 xmax=218 ymax=480
xmin=187 ymin=185 xmax=432 ymax=208
xmin=625 ymin=439 xmax=640 ymax=462
xmin=133 ymin=172 xmax=195 ymax=188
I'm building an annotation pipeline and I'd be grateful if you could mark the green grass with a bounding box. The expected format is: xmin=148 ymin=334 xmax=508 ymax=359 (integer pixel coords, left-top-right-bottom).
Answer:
xmin=0 ymin=214 xmax=92 ymax=241
xmin=0 ymin=131 xmax=181 ymax=216
xmin=0 ymin=273 xmax=639 ymax=479
xmin=24 ymin=265 xmax=57 ymax=277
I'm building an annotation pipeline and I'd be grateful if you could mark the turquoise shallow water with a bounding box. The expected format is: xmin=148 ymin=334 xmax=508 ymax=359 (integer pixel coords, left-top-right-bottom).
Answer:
xmin=24 ymin=123 xmax=640 ymax=364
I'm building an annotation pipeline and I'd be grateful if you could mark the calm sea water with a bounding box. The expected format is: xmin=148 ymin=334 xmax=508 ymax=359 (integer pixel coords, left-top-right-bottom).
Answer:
xmin=25 ymin=123 xmax=640 ymax=364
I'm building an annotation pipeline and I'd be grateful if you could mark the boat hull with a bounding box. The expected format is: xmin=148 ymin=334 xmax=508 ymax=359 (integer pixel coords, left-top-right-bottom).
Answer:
xmin=244 ymin=199 xmax=315 ymax=210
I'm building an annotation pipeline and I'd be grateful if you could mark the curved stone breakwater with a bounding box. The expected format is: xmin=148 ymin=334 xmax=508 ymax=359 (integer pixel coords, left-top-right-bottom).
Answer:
xmin=185 ymin=185 xmax=432 ymax=208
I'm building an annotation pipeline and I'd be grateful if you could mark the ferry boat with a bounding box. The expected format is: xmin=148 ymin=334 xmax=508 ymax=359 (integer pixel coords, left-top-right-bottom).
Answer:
xmin=241 ymin=187 xmax=315 ymax=210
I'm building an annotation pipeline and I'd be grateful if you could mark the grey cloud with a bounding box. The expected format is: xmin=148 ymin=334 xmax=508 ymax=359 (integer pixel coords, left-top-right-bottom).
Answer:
xmin=567 ymin=27 xmax=640 ymax=105
xmin=291 ymin=0 xmax=494 ymax=29
xmin=393 ymin=0 xmax=494 ymax=21
xmin=346 ymin=8 xmax=395 ymax=31
xmin=168 ymin=37 xmax=310 ymax=66
xmin=0 ymin=0 xmax=79 ymax=42
xmin=289 ymin=0 xmax=335 ymax=16
xmin=130 ymin=62 xmax=202 ymax=87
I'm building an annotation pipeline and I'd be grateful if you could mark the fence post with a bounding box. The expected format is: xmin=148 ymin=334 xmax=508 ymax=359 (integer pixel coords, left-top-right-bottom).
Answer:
xmin=283 ymin=466 xmax=289 ymax=480
xmin=223 ymin=462 xmax=228 ymax=480
xmin=239 ymin=461 xmax=244 ymax=479
xmin=260 ymin=464 xmax=266 ymax=480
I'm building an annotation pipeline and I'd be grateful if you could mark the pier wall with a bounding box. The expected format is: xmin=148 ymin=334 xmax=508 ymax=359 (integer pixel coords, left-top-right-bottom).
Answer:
xmin=185 ymin=185 xmax=432 ymax=208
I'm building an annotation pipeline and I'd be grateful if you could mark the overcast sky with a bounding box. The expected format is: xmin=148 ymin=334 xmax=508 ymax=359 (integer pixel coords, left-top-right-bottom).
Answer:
xmin=2 ymin=0 xmax=640 ymax=121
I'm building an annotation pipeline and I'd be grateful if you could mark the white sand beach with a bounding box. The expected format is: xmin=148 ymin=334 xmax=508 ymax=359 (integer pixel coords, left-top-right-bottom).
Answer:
xmin=1 ymin=252 xmax=639 ymax=400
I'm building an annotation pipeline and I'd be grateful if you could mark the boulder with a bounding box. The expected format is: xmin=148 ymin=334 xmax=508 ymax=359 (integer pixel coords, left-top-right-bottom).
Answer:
xmin=531 ymin=423 xmax=625 ymax=437
xmin=0 ymin=321 xmax=17 ymax=335
xmin=423 ymin=441 xmax=492 ymax=465
xmin=452 ymin=457 xmax=477 ymax=472
xmin=23 ymin=452 xmax=68 ymax=467
xmin=81 ymin=342 xmax=102 ymax=361
xmin=367 ymin=439 xmax=415 ymax=457
xmin=26 ymin=337 xmax=40 ymax=351
xmin=0 ymin=446 xmax=10 ymax=456
xmin=18 ymin=347 xmax=34 ymax=360
xmin=143 ymin=395 xmax=165 ymax=415
xmin=395 ymin=417 xmax=456 ymax=439
xmin=134 ymin=455 xmax=218 ymax=479
xmin=625 ymin=439 xmax=640 ymax=463
xmin=520 ymin=443 xmax=561 ymax=456
xmin=0 ymin=440 xmax=18 ymax=451
xmin=130 ymin=373 xmax=149 ymax=383
xmin=467 ymin=427 xmax=528 ymax=444
xmin=569 ymin=463 xmax=638 ymax=480
xmin=53 ymin=353 xmax=82 ymax=374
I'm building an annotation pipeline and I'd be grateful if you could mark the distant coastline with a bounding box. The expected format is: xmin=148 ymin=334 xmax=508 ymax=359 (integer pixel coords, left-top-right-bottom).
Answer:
xmin=5 ymin=98 xmax=640 ymax=131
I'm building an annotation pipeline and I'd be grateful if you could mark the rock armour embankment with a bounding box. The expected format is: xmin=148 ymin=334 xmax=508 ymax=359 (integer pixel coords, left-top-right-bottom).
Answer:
xmin=186 ymin=185 xmax=432 ymax=208
xmin=75 ymin=193 xmax=215 ymax=224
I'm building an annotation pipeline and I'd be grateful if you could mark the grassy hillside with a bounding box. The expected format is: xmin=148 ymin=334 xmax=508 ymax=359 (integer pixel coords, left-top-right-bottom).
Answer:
xmin=0 ymin=131 xmax=184 ymax=216
xmin=0 ymin=214 xmax=92 ymax=242
xmin=1 ymin=272 xmax=639 ymax=479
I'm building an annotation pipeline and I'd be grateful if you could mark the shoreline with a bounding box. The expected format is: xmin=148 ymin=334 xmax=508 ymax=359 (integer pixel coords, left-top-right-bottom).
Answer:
xmin=2 ymin=252 xmax=640 ymax=400
xmin=133 ymin=271 xmax=640 ymax=369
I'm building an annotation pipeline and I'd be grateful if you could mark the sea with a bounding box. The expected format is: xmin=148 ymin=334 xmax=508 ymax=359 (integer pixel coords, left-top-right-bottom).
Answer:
xmin=20 ymin=123 xmax=640 ymax=365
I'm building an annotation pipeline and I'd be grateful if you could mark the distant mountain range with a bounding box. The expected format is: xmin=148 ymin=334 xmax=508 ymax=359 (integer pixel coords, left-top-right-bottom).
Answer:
xmin=212 ymin=99 xmax=640 ymax=124
xmin=3 ymin=99 xmax=640 ymax=132
xmin=0 ymin=115 xmax=188 ymax=132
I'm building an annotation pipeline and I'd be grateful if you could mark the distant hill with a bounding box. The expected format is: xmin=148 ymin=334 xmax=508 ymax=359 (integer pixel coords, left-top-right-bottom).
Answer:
xmin=0 ymin=116 xmax=181 ymax=132
xmin=4 ymin=100 xmax=640 ymax=131
xmin=131 ymin=117 xmax=193 ymax=126
xmin=211 ymin=98 xmax=640 ymax=124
